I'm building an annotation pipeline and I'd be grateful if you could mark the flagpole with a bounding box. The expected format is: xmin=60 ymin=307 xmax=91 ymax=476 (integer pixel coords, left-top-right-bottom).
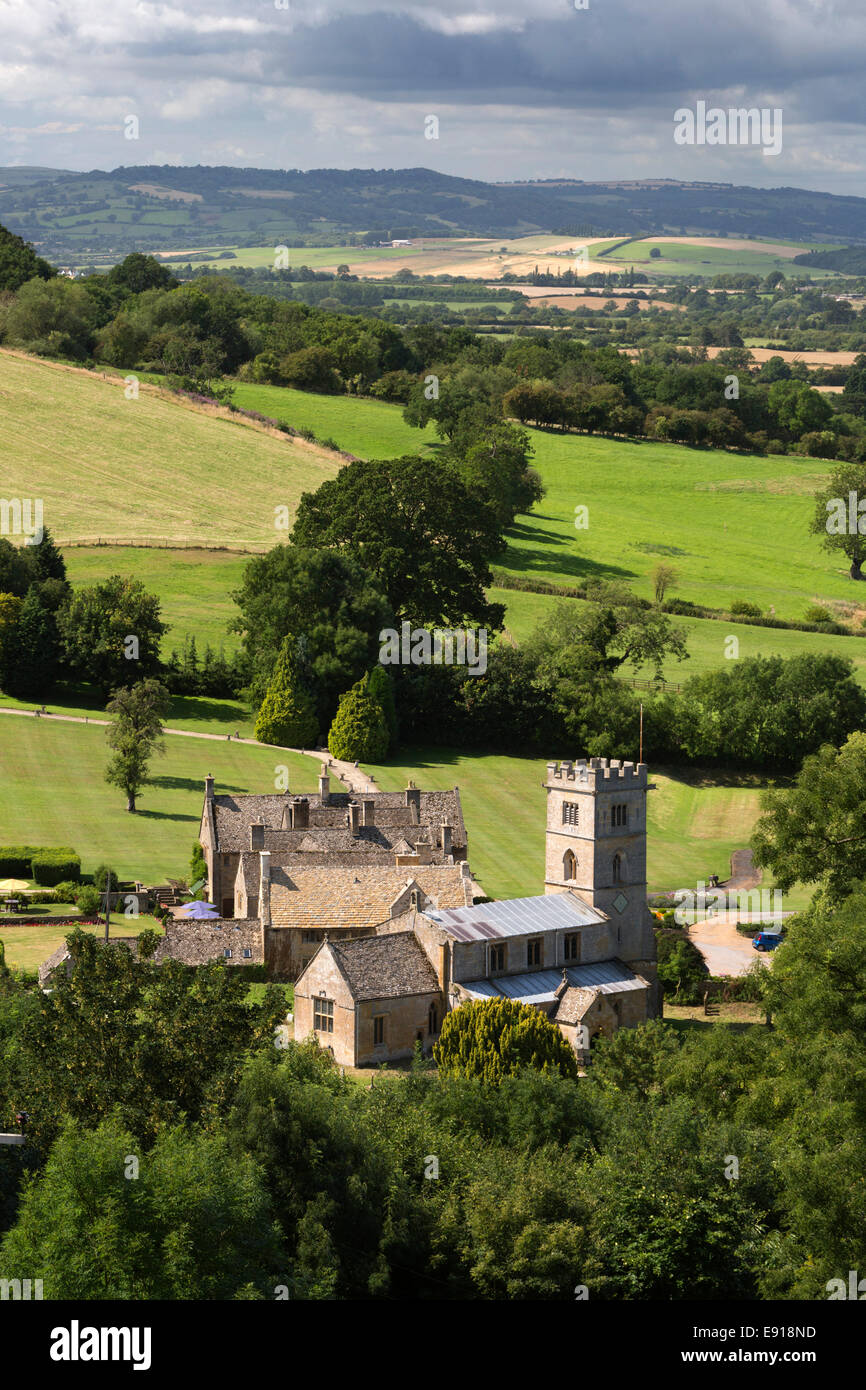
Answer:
xmin=639 ymin=702 xmax=644 ymax=764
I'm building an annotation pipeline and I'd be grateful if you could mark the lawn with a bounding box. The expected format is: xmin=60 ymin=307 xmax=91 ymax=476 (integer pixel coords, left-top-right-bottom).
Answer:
xmin=0 ymin=717 xmax=323 ymax=884
xmin=363 ymin=746 xmax=797 ymax=905
xmin=0 ymin=691 xmax=258 ymax=738
xmin=1 ymin=915 xmax=159 ymax=974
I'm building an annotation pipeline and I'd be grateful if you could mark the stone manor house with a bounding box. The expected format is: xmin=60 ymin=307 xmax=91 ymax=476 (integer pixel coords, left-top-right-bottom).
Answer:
xmin=193 ymin=757 xmax=659 ymax=1066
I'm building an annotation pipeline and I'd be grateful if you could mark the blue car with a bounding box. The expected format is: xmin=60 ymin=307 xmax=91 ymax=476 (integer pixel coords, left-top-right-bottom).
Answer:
xmin=752 ymin=931 xmax=784 ymax=952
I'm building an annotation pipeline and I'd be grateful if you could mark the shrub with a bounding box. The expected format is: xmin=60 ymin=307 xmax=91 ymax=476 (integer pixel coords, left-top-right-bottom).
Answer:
xmin=654 ymin=929 xmax=708 ymax=1004
xmin=434 ymin=996 xmax=578 ymax=1083
xmin=92 ymin=864 xmax=119 ymax=893
xmin=730 ymin=600 xmax=762 ymax=618
xmin=804 ymin=604 xmax=833 ymax=624
xmin=328 ymin=672 xmax=390 ymax=763
xmin=52 ymin=880 xmax=79 ymax=903
xmin=74 ymin=884 xmax=103 ymax=916
xmin=30 ymin=849 xmax=81 ymax=886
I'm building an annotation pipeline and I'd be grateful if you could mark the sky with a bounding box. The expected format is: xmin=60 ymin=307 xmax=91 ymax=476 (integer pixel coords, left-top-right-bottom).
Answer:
xmin=0 ymin=0 xmax=864 ymax=194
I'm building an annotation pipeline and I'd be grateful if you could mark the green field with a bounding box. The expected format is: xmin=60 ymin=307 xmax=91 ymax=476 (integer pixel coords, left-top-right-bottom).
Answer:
xmin=0 ymin=350 xmax=340 ymax=546
xmin=229 ymin=381 xmax=438 ymax=459
xmin=63 ymin=546 xmax=246 ymax=655
xmin=220 ymin=384 xmax=852 ymax=622
xmin=492 ymin=586 xmax=866 ymax=686
xmin=0 ymin=717 xmax=322 ymax=883
xmin=364 ymin=747 xmax=806 ymax=907
xmin=592 ymin=235 xmax=837 ymax=280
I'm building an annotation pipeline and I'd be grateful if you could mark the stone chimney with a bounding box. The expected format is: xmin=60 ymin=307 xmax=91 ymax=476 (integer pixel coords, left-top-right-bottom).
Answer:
xmin=437 ymin=940 xmax=451 ymax=992
xmin=318 ymin=771 xmax=330 ymax=805
xmin=440 ymin=822 xmax=452 ymax=856
xmin=250 ymin=823 xmax=265 ymax=850
xmin=259 ymin=851 xmax=271 ymax=927
xmin=405 ymin=780 xmax=421 ymax=824
xmin=361 ymin=798 xmax=375 ymax=827
xmin=205 ymin=774 xmax=214 ymax=801
xmin=348 ymin=802 xmax=360 ymax=836
xmin=292 ymin=797 xmax=309 ymax=830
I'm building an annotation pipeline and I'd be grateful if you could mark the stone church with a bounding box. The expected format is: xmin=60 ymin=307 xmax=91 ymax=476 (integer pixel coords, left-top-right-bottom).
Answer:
xmin=294 ymin=757 xmax=659 ymax=1067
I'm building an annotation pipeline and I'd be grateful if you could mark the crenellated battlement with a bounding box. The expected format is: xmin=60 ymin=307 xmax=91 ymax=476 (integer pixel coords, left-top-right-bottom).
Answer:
xmin=545 ymin=757 xmax=648 ymax=789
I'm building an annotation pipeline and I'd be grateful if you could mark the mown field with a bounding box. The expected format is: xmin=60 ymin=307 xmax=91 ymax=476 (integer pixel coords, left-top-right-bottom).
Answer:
xmin=365 ymin=748 xmax=807 ymax=908
xmin=592 ymin=235 xmax=837 ymax=280
xmin=0 ymin=350 xmax=340 ymax=546
xmin=0 ymin=716 xmax=321 ymax=883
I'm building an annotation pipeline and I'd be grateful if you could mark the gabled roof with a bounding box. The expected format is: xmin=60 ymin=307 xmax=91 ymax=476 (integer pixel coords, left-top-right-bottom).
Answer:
xmin=324 ymin=932 xmax=439 ymax=1001
xmin=268 ymin=864 xmax=471 ymax=931
xmin=209 ymin=787 xmax=466 ymax=853
xmin=425 ymin=891 xmax=607 ymax=942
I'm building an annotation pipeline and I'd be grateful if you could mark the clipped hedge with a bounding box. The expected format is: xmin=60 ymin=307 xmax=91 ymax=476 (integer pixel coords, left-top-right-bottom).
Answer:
xmin=0 ymin=846 xmax=40 ymax=877
xmin=30 ymin=849 xmax=81 ymax=886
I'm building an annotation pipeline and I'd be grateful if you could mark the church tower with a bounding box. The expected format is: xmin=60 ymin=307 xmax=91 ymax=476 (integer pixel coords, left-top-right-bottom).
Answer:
xmin=544 ymin=757 xmax=658 ymax=1004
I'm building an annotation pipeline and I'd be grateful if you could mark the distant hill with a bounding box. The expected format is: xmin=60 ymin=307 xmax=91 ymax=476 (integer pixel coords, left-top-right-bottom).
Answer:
xmin=2 ymin=165 xmax=866 ymax=264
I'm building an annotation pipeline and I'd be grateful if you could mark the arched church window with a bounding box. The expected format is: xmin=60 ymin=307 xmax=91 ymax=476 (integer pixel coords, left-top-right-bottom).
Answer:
xmin=612 ymin=852 xmax=623 ymax=883
xmin=563 ymin=849 xmax=577 ymax=881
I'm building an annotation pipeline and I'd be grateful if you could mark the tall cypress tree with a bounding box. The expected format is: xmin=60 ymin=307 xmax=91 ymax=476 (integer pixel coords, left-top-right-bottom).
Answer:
xmin=254 ymin=637 xmax=319 ymax=748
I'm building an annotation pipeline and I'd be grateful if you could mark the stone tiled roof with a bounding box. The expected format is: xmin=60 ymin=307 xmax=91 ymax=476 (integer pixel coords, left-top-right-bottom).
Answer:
xmin=329 ymin=931 xmax=439 ymax=1001
xmin=268 ymin=864 xmax=471 ymax=931
xmin=211 ymin=787 xmax=466 ymax=853
xmin=155 ymin=919 xmax=263 ymax=966
xmin=553 ymin=986 xmax=599 ymax=1024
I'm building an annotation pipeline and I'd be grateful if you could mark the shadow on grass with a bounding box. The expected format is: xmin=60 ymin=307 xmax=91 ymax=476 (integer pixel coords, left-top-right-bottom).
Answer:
xmin=664 ymin=1017 xmax=765 ymax=1035
xmin=167 ymin=696 xmax=247 ymax=727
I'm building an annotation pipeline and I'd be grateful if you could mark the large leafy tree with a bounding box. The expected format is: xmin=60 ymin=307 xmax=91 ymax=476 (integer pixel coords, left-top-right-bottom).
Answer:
xmin=0 ymin=1118 xmax=281 ymax=1299
xmin=752 ymin=732 xmax=866 ymax=901
xmin=527 ymin=585 xmax=688 ymax=680
xmin=434 ymin=998 xmax=578 ymax=1084
xmin=811 ymin=460 xmax=866 ymax=580
xmin=291 ymin=456 xmax=506 ymax=628
xmin=0 ymin=222 xmax=54 ymax=292
xmin=18 ymin=929 xmax=285 ymax=1150
xmin=674 ymin=653 xmax=866 ymax=769
xmin=60 ymin=574 xmax=166 ymax=696
xmin=232 ymin=545 xmax=391 ymax=721
xmin=440 ymin=417 xmax=544 ymax=529
xmin=0 ymin=587 xmax=59 ymax=697
xmin=104 ymin=678 xmax=171 ymax=812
